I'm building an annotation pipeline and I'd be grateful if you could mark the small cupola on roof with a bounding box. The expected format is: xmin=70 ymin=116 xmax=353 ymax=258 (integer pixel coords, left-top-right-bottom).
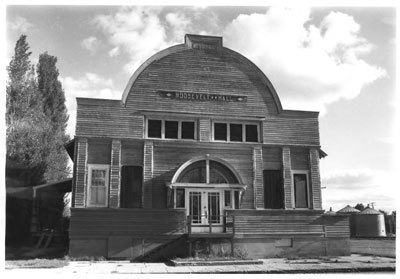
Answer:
xmin=184 ymin=34 xmax=223 ymax=50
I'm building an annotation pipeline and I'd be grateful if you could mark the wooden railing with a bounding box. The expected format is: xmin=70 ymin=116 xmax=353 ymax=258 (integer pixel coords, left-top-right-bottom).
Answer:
xmin=186 ymin=215 xmax=235 ymax=236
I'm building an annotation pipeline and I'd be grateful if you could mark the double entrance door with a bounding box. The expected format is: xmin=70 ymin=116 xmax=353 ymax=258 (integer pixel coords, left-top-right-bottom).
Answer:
xmin=186 ymin=189 xmax=223 ymax=233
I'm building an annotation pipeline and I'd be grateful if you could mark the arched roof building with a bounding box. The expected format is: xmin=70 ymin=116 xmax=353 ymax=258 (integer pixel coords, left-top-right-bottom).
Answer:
xmin=69 ymin=34 xmax=348 ymax=260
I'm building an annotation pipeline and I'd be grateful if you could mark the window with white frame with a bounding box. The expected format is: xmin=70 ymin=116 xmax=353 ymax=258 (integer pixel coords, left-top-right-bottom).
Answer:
xmin=292 ymin=171 xmax=310 ymax=208
xmin=147 ymin=119 xmax=196 ymax=140
xmin=87 ymin=164 xmax=110 ymax=207
xmin=213 ymin=122 xmax=259 ymax=143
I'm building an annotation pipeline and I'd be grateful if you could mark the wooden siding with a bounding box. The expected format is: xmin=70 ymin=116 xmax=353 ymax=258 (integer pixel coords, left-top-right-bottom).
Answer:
xmin=109 ymin=140 xmax=121 ymax=208
xmin=282 ymin=147 xmax=293 ymax=209
xmin=121 ymin=141 xmax=144 ymax=166
xmin=262 ymin=147 xmax=282 ymax=170
xmin=310 ymin=148 xmax=322 ymax=209
xmin=70 ymin=208 xmax=186 ymax=238
xmin=199 ymin=118 xmax=211 ymax=142
xmin=87 ymin=139 xmax=111 ymax=164
xmin=74 ymin=138 xmax=87 ymax=208
xmin=227 ymin=210 xmax=350 ymax=238
xmin=75 ymin=98 xmax=144 ymax=139
xmin=253 ymin=146 xmax=264 ymax=209
xmin=291 ymin=147 xmax=309 ymax=170
xmin=125 ymin=48 xmax=278 ymax=117
xmin=263 ymin=113 xmax=320 ymax=146
xmin=151 ymin=141 xmax=255 ymax=209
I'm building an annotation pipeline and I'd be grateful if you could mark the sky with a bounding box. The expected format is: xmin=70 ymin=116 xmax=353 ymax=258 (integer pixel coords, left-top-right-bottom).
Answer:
xmin=5 ymin=3 xmax=398 ymax=213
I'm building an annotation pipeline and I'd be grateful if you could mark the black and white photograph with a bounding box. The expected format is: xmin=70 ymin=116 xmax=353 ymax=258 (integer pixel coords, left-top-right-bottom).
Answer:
xmin=3 ymin=0 xmax=397 ymax=276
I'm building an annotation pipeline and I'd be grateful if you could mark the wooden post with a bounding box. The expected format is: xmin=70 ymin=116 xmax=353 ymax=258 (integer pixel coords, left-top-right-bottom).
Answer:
xmin=209 ymin=219 xmax=212 ymax=234
xmin=189 ymin=240 xmax=192 ymax=257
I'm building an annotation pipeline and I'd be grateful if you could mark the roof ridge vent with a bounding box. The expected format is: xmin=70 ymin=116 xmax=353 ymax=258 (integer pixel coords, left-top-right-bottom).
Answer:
xmin=185 ymin=34 xmax=222 ymax=50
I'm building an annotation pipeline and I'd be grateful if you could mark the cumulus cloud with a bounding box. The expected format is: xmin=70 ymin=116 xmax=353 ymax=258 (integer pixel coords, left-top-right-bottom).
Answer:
xmin=8 ymin=16 xmax=34 ymax=32
xmin=81 ymin=36 xmax=100 ymax=54
xmin=92 ymin=7 xmax=169 ymax=73
xmin=92 ymin=6 xmax=222 ymax=73
xmin=61 ymin=73 xmax=121 ymax=136
xmin=223 ymin=7 xmax=386 ymax=113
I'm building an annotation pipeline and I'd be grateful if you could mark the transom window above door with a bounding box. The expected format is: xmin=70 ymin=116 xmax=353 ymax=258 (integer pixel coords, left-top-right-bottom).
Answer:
xmin=177 ymin=159 xmax=239 ymax=184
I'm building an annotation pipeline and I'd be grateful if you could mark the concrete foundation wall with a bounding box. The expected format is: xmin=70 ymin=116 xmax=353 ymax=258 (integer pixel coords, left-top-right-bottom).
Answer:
xmin=209 ymin=237 xmax=350 ymax=259
xmin=70 ymin=236 xmax=350 ymax=259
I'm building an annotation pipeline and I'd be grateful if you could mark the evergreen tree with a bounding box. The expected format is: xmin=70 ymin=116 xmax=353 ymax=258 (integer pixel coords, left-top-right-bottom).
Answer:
xmin=6 ymin=35 xmax=50 ymax=185
xmin=36 ymin=52 xmax=70 ymax=182
xmin=37 ymin=52 xmax=69 ymax=131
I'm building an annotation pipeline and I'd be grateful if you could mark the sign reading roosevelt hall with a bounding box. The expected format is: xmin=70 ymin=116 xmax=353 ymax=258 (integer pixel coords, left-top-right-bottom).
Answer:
xmin=158 ymin=90 xmax=247 ymax=102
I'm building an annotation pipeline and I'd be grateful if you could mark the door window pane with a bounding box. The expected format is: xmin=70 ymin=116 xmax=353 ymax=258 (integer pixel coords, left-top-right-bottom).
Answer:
xmin=230 ymin=124 xmax=243 ymax=142
xmin=148 ymin=120 xmax=162 ymax=138
xmin=214 ymin=123 xmax=227 ymax=141
xmin=165 ymin=121 xmax=178 ymax=139
xmin=245 ymin=124 xmax=258 ymax=142
xmin=208 ymin=192 xmax=220 ymax=223
xmin=294 ymin=173 xmax=308 ymax=208
xmin=189 ymin=192 xmax=201 ymax=224
xmin=181 ymin=121 xmax=195 ymax=139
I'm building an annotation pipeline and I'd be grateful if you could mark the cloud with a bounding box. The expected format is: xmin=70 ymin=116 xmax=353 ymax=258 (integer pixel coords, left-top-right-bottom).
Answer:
xmin=91 ymin=6 xmax=386 ymax=114
xmin=223 ymin=7 xmax=386 ymax=113
xmin=321 ymin=168 xmax=396 ymax=212
xmin=81 ymin=36 xmax=100 ymax=54
xmin=61 ymin=73 xmax=121 ymax=137
xmin=92 ymin=7 xmax=222 ymax=73
xmin=8 ymin=16 xmax=34 ymax=32
xmin=93 ymin=7 xmax=169 ymax=73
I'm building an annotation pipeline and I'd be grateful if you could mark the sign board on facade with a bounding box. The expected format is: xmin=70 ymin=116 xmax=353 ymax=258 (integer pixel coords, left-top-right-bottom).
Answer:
xmin=158 ymin=90 xmax=247 ymax=102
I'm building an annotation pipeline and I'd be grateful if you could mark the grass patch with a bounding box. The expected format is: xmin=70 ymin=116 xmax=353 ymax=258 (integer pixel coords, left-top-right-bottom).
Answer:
xmin=6 ymin=258 xmax=69 ymax=269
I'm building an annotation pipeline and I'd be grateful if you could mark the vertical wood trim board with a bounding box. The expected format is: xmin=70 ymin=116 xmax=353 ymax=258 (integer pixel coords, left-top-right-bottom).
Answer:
xmin=199 ymin=118 xmax=211 ymax=142
xmin=75 ymin=138 xmax=88 ymax=208
xmin=253 ymin=146 xmax=264 ymax=209
xmin=110 ymin=140 xmax=122 ymax=208
xmin=282 ymin=147 xmax=293 ymax=209
xmin=310 ymin=148 xmax=322 ymax=209
xmin=143 ymin=141 xmax=154 ymax=208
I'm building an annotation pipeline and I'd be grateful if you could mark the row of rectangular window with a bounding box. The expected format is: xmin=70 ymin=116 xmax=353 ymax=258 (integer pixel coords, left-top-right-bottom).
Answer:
xmin=147 ymin=119 xmax=260 ymax=143
xmin=214 ymin=123 xmax=259 ymax=142
xmin=148 ymin=119 xmax=195 ymax=140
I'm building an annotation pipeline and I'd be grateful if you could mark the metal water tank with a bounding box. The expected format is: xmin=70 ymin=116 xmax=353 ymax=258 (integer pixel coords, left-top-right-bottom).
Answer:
xmin=336 ymin=205 xmax=360 ymax=237
xmin=355 ymin=207 xmax=386 ymax=237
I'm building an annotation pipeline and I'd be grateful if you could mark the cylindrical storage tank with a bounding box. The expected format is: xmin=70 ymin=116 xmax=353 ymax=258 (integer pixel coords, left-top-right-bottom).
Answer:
xmin=354 ymin=207 xmax=386 ymax=237
xmin=336 ymin=205 xmax=360 ymax=237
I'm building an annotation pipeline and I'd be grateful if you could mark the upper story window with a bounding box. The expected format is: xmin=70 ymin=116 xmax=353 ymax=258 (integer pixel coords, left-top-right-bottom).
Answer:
xmin=147 ymin=119 xmax=196 ymax=140
xmin=213 ymin=122 xmax=260 ymax=143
